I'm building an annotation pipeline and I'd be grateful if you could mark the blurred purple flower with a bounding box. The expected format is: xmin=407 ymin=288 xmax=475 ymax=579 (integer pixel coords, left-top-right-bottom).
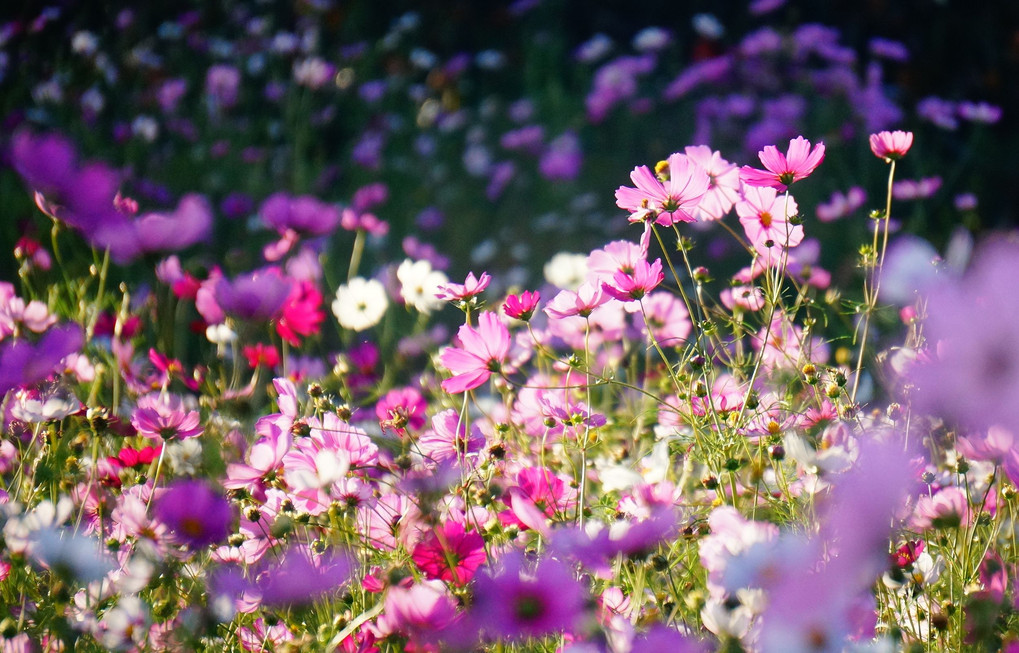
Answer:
xmin=156 ymin=479 xmax=233 ymax=549
xmin=259 ymin=192 xmax=341 ymax=237
xmin=134 ymin=194 xmax=212 ymax=254
xmin=0 ymin=324 xmax=83 ymax=398
xmin=214 ymin=270 xmax=292 ymax=321
xmin=205 ymin=64 xmax=241 ymax=111
xmin=539 ymin=131 xmax=582 ymax=181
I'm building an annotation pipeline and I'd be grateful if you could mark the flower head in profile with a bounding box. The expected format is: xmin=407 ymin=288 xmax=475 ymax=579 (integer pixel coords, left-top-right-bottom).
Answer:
xmin=601 ymin=257 xmax=664 ymax=302
xmin=869 ymin=130 xmax=914 ymax=162
xmin=503 ymin=290 xmax=541 ymax=321
xmin=439 ymin=312 xmax=510 ymax=393
xmin=436 ymin=271 xmax=491 ymax=302
xmin=740 ymin=136 xmax=825 ymax=191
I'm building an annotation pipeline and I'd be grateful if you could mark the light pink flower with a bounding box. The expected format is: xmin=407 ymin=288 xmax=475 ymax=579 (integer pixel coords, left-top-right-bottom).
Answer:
xmin=736 ymin=185 xmax=803 ymax=256
xmin=436 ymin=271 xmax=491 ymax=301
xmin=615 ymin=152 xmax=710 ymax=226
xmin=685 ymin=145 xmax=741 ymax=221
xmin=439 ymin=312 xmax=510 ymax=393
xmin=740 ymin=136 xmax=825 ymax=191
xmin=131 ymin=393 xmax=203 ymax=442
xmin=544 ymin=282 xmax=610 ymax=319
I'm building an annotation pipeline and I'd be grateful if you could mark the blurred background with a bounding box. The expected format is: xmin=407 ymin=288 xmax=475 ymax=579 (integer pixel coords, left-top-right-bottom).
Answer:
xmin=1 ymin=0 xmax=1015 ymax=289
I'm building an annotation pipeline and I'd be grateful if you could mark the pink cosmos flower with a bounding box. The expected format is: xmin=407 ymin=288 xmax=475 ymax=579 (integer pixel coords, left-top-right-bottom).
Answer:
xmin=601 ymin=257 xmax=664 ymax=302
xmin=739 ymin=136 xmax=825 ymax=191
xmin=637 ymin=291 xmax=692 ymax=346
xmin=869 ymin=130 xmax=914 ymax=162
xmin=439 ymin=312 xmax=510 ymax=393
xmin=736 ymin=185 xmax=803 ymax=257
xmin=684 ymin=144 xmax=741 ymax=221
xmin=411 ymin=520 xmax=487 ymax=585
xmin=544 ymin=282 xmax=610 ymax=319
xmin=131 ymin=393 xmax=203 ymax=442
xmin=276 ymin=279 xmax=325 ymax=346
xmin=418 ymin=409 xmax=486 ymax=464
xmin=375 ymin=386 xmax=427 ymax=436
xmin=375 ymin=580 xmax=460 ymax=639
xmin=614 ymin=152 xmax=710 ymax=226
xmin=436 ymin=271 xmax=491 ymax=301
xmin=502 ymin=290 xmax=541 ymax=321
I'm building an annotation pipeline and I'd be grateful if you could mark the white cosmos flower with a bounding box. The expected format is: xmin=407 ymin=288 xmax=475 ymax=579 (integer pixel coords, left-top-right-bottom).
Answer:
xmin=396 ymin=259 xmax=447 ymax=314
xmin=333 ymin=277 xmax=389 ymax=331
xmin=543 ymin=252 xmax=588 ymax=290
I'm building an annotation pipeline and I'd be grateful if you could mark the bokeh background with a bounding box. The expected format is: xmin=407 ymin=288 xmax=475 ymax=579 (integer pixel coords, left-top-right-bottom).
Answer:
xmin=1 ymin=0 xmax=1016 ymax=289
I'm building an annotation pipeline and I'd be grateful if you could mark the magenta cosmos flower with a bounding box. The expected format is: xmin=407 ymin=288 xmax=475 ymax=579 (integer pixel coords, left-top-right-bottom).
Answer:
xmin=615 ymin=152 xmax=711 ymax=226
xmin=869 ymin=130 xmax=914 ymax=162
xmin=502 ymin=290 xmax=540 ymax=321
xmin=740 ymin=136 xmax=825 ymax=191
xmin=439 ymin=312 xmax=510 ymax=393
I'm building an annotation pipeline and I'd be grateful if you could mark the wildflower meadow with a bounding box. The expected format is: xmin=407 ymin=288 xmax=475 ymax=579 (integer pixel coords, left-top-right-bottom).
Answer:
xmin=1 ymin=1 xmax=1019 ymax=651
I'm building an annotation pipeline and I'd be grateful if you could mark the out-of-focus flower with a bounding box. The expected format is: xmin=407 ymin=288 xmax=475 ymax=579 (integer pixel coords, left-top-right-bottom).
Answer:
xmin=155 ymin=479 xmax=233 ymax=549
xmin=131 ymin=393 xmax=203 ymax=442
xmin=333 ymin=277 xmax=389 ymax=332
xmin=397 ymin=259 xmax=448 ymax=314
xmin=214 ymin=270 xmax=292 ymax=322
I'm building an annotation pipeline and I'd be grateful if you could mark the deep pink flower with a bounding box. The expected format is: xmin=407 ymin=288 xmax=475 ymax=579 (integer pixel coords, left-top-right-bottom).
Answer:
xmin=615 ymin=152 xmax=711 ymax=226
xmin=740 ymin=136 xmax=825 ymax=191
xmin=411 ymin=520 xmax=487 ymax=585
xmin=869 ymin=130 xmax=914 ymax=162
xmin=439 ymin=312 xmax=510 ymax=393
xmin=276 ymin=280 xmax=324 ymax=346
xmin=375 ymin=386 xmax=427 ymax=435
xmin=502 ymin=290 xmax=540 ymax=321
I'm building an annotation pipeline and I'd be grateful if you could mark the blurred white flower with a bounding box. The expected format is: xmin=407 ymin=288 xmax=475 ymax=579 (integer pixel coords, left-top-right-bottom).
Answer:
xmin=333 ymin=277 xmax=389 ymax=331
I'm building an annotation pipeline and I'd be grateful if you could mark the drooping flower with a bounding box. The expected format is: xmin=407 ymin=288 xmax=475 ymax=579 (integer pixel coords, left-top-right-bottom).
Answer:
xmin=615 ymin=152 xmax=711 ymax=226
xmin=739 ymin=136 xmax=825 ymax=191
xmin=869 ymin=130 xmax=914 ymax=162
xmin=439 ymin=312 xmax=510 ymax=393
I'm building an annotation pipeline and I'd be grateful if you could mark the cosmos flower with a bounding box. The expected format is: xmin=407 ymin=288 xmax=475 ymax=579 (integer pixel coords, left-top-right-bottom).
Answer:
xmin=740 ymin=136 xmax=825 ymax=191
xmin=438 ymin=312 xmax=510 ymax=393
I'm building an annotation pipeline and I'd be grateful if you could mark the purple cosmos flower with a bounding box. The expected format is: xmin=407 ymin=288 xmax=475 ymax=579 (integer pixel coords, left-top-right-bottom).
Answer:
xmin=259 ymin=192 xmax=341 ymax=237
xmin=134 ymin=194 xmax=212 ymax=254
xmin=0 ymin=324 xmax=83 ymax=397
xmin=155 ymin=479 xmax=233 ymax=549
xmin=214 ymin=270 xmax=292 ymax=321
xmin=469 ymin=550 xmax=588 ymax=641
